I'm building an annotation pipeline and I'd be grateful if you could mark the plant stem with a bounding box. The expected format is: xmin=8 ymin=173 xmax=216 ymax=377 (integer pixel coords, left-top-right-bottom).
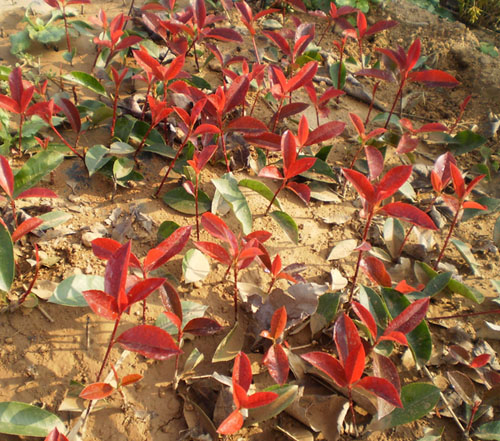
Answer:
xmin=317 ymin=22 xmax=331 ymax=46
xmin=10 ymin=200 xmax=17 ymax=227
xmin=434 ymin=203 xmax=461 ymax=270
xmin=134 ymin=125 xmax=154 ymax=163
xmin=16 ymin=245 xmax=39 ymax=306
xmin=364 ymin=81 xmax=379 ymax=126
xmin=96 ymin=318 xmax=120 ymax=382
xmin=233 ymin=263 xmax=239 ymax=321
xmin=384 ymin=79 xmax=405 ymax=129
xmin=251 ymin=35 xmax=261 ymax=64
xmin=193 ymin=40 xmax=200 ymax=72
xmin=347 ymin=388 xmax=358 ymax=437
xmin=220 ymin=132 xmax=230 ymax=172
xmin=155 ymin=135 xmax=190 ymax=197
xmin=18 ymin=114 xmax=24 ymax=154
xmin=265 ymin=181 xmax=285 ymax=215
xmin=141 ymin=84 xmax=152 ymax=120
xmin=111 ymin=87 xmax=120 ymax=137
xmin=271 ymin=97 xmax=285 ymax=132
xmin=194 ymin=173 xmax=200 ymax=241
xmin=62 ymin=4 xmax=72 ymax=55
xmin=50 ymin=124 xmax=84 ymax=159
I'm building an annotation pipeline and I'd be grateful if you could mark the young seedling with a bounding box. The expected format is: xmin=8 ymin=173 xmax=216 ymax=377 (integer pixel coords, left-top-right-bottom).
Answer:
xmin=396 ymin=118 xmax=448 ymax=155
xmin=302 ymin=313 xmax=403 ymax=432
xmin=312 ymin=3 xmax=356 ymax=45
xmin=109 ymin=67 xmax=128 ymax=137
xmin=184 ymin=144 xmax=218 ymax=240
xmin=217 ymin=352 xmax=278 ymax=435
xmin=304 ymin=82 xmax=345 ymax=127
xmin=194 ymin=212 xmax=264 ymax=319
xmin=259 ymin=130 xmax=316 ymax=214
xmin=261 ymin=306 xmax=290 ymax=385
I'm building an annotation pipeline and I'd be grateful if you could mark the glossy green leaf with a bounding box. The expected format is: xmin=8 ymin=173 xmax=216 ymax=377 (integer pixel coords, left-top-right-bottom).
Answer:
xmin=329 ymin=61 xmax=346 ymax=90
xmin=246 ymin=384 xmax=298 ymax=425
xmin=155 ymin=301 xmax=207 ymax=336
xmin=212 ymin=173 xmax=252 ymax=235
xmin=384 ymin=218 xmax=405 ymax=259
xmin=451 ymin=239 xmax=481 ymax=276
xmin=85 ymin=144 xmax=110 ymax=176
xmin=63 ymin=72 xmax=107 ymax=96
xmin=13 ymin=150 xmax=64 ymax=198
xmin=113 ymin=115 xmax=136 ymax=142
xmin=0 ymin=223 xmax=14 ymax=292
xmin=446 ymin=130 xmax=486 ymax=155
xmin=270 ymin=211 xmax=299 ymax=244
xmin=475 ymin=420 xmax=500 ymax=440
xmin=182 ymin=249 xmax=210 ymax=284
xmin=113 ymin=157 xmax=134 ymax=180
xmin=359 ymin=285 xmax=390 ymax=330
xmin=49 ymin=274 xmax=104 ymax=307
xmin=310 ymin=292 xmax=341 ymax=335
xmin=212 ymin=321 xmax=244 ymax=363
xmin=38 ymin=211 xmax=72 ymax=231
xmin=416 ymin=427 xmax=443 ymax=441
xmin=417 ymin=262 xmax=484 ymax=304
xmin=110 ymin=142 xmax=135 ymax=155
xmin=369 ymin=383 xmax=440 ymax=430
xmin=238 ymin=178 xmax=282 ymax=210
xmin=0 ymin=401 xmax=65 ymax=436
xmin=162 ymin=187 xmax=211 ymax=215
xmin=157 ymin=221 xmax=180 ymax=241
xmin=381 ymin=287 xmax=432 ymax=365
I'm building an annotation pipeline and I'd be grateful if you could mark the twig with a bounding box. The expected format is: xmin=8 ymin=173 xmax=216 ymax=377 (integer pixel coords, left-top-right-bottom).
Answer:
xmin=85 ymin=316 xmax=90 ymax=350
xmin=37 ymin=305 xmax=54 ymax=323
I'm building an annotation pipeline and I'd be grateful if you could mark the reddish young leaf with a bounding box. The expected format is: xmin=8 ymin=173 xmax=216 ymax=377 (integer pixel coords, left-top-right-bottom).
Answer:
xmin=351 ymin=301 xmax=377 ymax=340
xmin=344 ymin=343 xmax=365 ymax=384
xmin=462 ymin=201 xmax=487 ymax=210
xmin=163 ymin=311 xmax=182 ymax=334
xmin=194 ymin=241 xmax=232 ymax=266
xmin=274 ymin=102 xmax=309 ymax=123
xmin=357 ymin=11 xmax=367 ymax=37
xmin=286 ymin=181 xmax=311 ymax=204
xmin=356 ymin=376 xmax=403 ymax=407
xmin=286 ymin=61 xmax=318 ymax=93
xmin=264 ymin=31 xmax=291 ymax=56
xmin=380 ymin=202 xmax=438 ymax=230
xmin=59 ymin=98 xmax=81 ymax=134
xmin=217 ymin=409 xmax=243 ymax=435
xmin=116 ymin=324 xmax=181 ymax=360
xmin=342 ymin=168 xmax=375 ymax=203
xmin=263 ymin=344 xmax=289 ymax=385
xmin=305 ymin=121 xmax=345 ymax=146
xmin=301 ymin=352 xmax=347 ymax=387
xmin=91 ymin=238 xmax=142 ymax=269
xmin=190 ymin=144 xmax=218 ymax=173
xmin=385 ymin=297 xmax=430 ymax=335
xmin=127 ymin=277 xmax=165 ymax=306
xmin=360 ymin=256 xmax=392 ymax=287
xmin=201 ymin=212 xmax=238 ymax=255
xmin=244 ymin=132 xmax=281 ymax=151
xmin=375 ymin=165 xmax=412 ymax=203
xmin=285 ymin=158 xmax=316 ymax=179
xmin=334 ymin=313 xmax=362 ymax=367
xmin=79 ymin=382 xmax=114 ymax=400
xmin=82 ymin=290 xmax=120 ymax=320
xmin=159 ymin=280 xmax=183 ymax=321
xmin=193 ymin=124 xmax=220 ymax=136
xmin=105 ymin=242 xmax=131 ymax=313
xmin=379 ymin=331 xmax=408 ymax=346
xmin=270 ymin=306 xmax=287 ymax=340
xmin=244 ymin=391 xmax=279 ymax=408
xmin=464 ymin=174 xmax=485 ymax=198
xmin=259 ymin=165 xmax=283 ymax=180
xmin=409 ymin=69 xmax=459 ymax=87
xmin=0 ymin=155 xmax=14 ymax=197
xmin=226 ymin=116 xmax=268 ymax=134
xmin=406 ymin=38 xmax=421 ymax=72
xmin=233 ymin=352 xmax=252 ymax=392
xmin=470 ymin=354 xmax=490 ymax=369
xmin=0 ymin=95 xmax=19 ymax=114
xmin=365 ymin=145 xmax=384 ymax=181
xmin=355 ymin=68 xmax=394 ymax=83
xmin=183 ymin=317 xmax=222 ymax=336
xmin=349 ymin=112 xmax=365 ymax=137
xmin=16 ymin=187 xmax=58 ymax=199
xmin=365 ymin=19 xmax=397 ymax=36
xmin=121 ymin=373 xmax=143 ymax=386
xmin=44 ymin=428 xmax=69 ymax=441
xmin=449 ymin=163 xmax=465 ymax=200
xmin=11 ymin=217 xmax=43 ymax=242
xmin=143 ymin=225 xmax=191 ymax=273
xmin=115 ymin=35 xmax=143 ymax=52
xmin=396 ymin=133 xmax=419 ymax=154
xmin=373 ymin=353 xmax=401 ymax=397
xmin=237 ymin=246 xmax=264 ymax=268
xmin=224 ymin=76 xmax=250 ymax=113
xmin=417 ymin=122 xmax=448 ymax=133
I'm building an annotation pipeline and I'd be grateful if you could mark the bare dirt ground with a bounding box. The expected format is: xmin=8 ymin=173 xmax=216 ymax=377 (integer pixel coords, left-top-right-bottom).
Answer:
xmin=0 ymin=0 xmax=499 ymax=440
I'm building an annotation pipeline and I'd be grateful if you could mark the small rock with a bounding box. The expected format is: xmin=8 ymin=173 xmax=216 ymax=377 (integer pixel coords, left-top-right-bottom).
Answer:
xmin=67 ymin=194 xmax=80 ymax=203
xmin=82 ymin=232 xmax=101 ymax=248
xmin=4 ymin=337 xmax=13 ymax=344
xmin=193 ymin=281 xmax=203 ymax=289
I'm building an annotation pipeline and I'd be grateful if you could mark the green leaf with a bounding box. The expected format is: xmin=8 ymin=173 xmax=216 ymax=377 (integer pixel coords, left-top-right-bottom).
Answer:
xmin=369 ymin=383 xmax=440 ymax=430
xmin=113 ymin=157 xmax=134 ymax=180
xmin=246 ymin=384 xmax=299 ymax=425
xmin=183 ymin=249 xmax=210 ymax=284
xmin=300 ymin=157 xmax=337 ymax=182
xmin=157 ymin=221 xmax=180 ymax=241
xmin=359 ymin=285 xmax=390 ymax=329
xmin=114 ymin=115 xmax=136 ymax=142
xmin=38 ymin=211 xmax=72 ymax=231
xmin=451 ymin=239 xmax=481 ymax=276
xmin=475 ymin=420 xmax=500 ymax=440
xmin=212 ymin=173 xmax=252 ymax=235
xmin=63 ymin=72 xmax=107 ymax=96
xmin=384 ymin=217 xmax=405 ymax=259
xmin=478 ymin=42 xmax=499 ymax=58
xmin=110 ymin=142 xmax=135 ymax=155
xmin=162 ymin=187 xmax=211 ymax=215
xmin=310 ymin=292 xmax=341 ymax=335
xmin=421 ymin=272 xmax=452 ymax=297
xmin=494 ymin=216 xmax=500 ymax=248
xmin=13 ymin=150 xmax=64 ymax=198
xmin=85 ymin=144 xmax=111 ymax=176
xmin=416 ymin=427 xmax=443 ymax=441
xmin=63 ymin=49 xmax=75 ymax=64
xmin=155 ymin=301 xmax=207 ymax=336
xmin=445 ymin=130 xmax=486 ymax=155
xmin=316 ymin=144 xmax=333 ymax=161
xmin=71 ymin=20 xmax=94 ymax=36
xmin=329 ymin=61 xmax=346 ymax=90
xmin=185 ymin=75 xmax=212 ymax=90
xmin=212 ymin=321 xmax=245 ymax=363
xmin=33 ymin=26 xmax=66 ymax=44
xmin=23 ymin=116 xmax=48 ymax=138
xmin=417 ymin=262 xmax=484 ymax=304
xmin=0 ymin=223 xmax=14 ymax=292
xmin=0 ymin=401 xmax=65 ymax=436
xmin=270 ymin=211 xmax=299 ymax=244
xmin=238 ymin=178 xmax=282 ymax=210
xmin=49 ymin=274 xmax=104 ymax=307
xmin=10 ymin=30 xmax=31 ymax=54
xmin=130 ymin=121 xmax=165 ymax=146
xmin=381 ymin=288 xmax=432 ymax=365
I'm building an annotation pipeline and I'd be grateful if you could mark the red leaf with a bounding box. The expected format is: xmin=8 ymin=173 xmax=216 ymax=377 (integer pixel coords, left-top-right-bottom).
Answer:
xmin=365 ymin=145 xmax=384 ymax=181
xmin=264 ymin=31 xmax=291 ymax=55
xmin=233 ymin=352 xmax=252 ymax=392
xmin=379 ymin=331 xmax=408 ymax=346
xmin=115 ymin=36 xmax=143 ymax=52
xmin=104 ymin=242 xmax=131 ymax=312
xmin=274 ymin=102 xmax=309 ymax=123
xmin=121 ymin=373 xmax=143 ymax=386
xmin=409 ymin=69 xmax=459 ymax=87
xmin=287 ymin=61 xmax=318 ymax=93
xmin=163 ymin=311 xmax=182 ymax=334
xmin=59 ymin=98 xmax=81 ymax=134
xmin=44 ymin=0 xmax=60 ymax=8
xmin=469 ymin=354 xmax=490 ymax=369
xmin=385 ymin=297 xmax=430 ymax=335
xmin=442 ymin=194 xmax=460 ymax=214
xmin=91 ymin=238 xmax=142 ymax=269
xmin=263 ymin=343 xmax=289 ymax=385
xmin=286 ymin=181 xmax=311 ymax=204
xmin=244 ymin=391 xmax=279 ymax=408
xmin=159 ymin=280 xmax=183 ymax=321
xmin=194 ymin=241 xmax=232 ymax=266
xmin=305 ymin=121 xmax=345 ymax=146
xmin=360 ymin=256 xmax=392 ymax=287
xmin=357 ymin=11 xmax=367 ymax=37
xmin=355 ymin=68 xmax=394 ymax=82
xmin=82 ymin=290 xmax=119 ymax=320
xmin=0 ymin=95 xmax=20 ymax=114
xmin=334 ymin=313 xmax=362 ymax=367
xmin=194 ymin=0 xmax=206 ymax=27
xmin=183 ymin=317 xmax=222 ymax=336
xmin=351 ymin=301 xmax=377 ymax=340
xmin=396 ymin=133 xmax=419 ymax=154
xmin=192 ymin=144 xmax=217 ymax=172
xmin=193 ymin=124 xmax=220 ymax=136
xmin=417 ymin=122 xmax=448 ymax=133
xmin=344 ymin=343 xmax=365 ymax=385
xmin=270 ymin=254 xmax=282 ymax=276
xmin=205 ymin=28 xmax=243 ymax=42
xmin=365 ymin=19 xmax=398 ymax=36
xmin=285 ymin=157 xmax=316 ymax=180
xmin=200 ymin=212 xmax=238 ymax=255
xmin=301 ymin=352 xmax=347 ymax=387
xmin=9 ymin=67 xmax=24 ymax=107
xmin=224 ymin=76 xmax=250 ymax=113
xmin=116 ymin=324 xmax=181 ymax=360
xmin=244 ymin=132 xmax=281 ymax=151
xmin=341 ymin=168 xmax=375 ymax=204
xmin=356 ymin=376 xmax=403 ymax=407
xmin=349 ymin=112 xmax=365 ymax=137
xmin=143 ymin=225 xmax=192 ymax=273
xmin=449 ymin=163 xmax=465 ymax=199
xmin=270 ymin=306 xmax=287 ymax=340
xmin=16 ymin=187 xmax=58 ymax=199
xmin=462 ymin=201 xmax=487 ymax=210
xmin=406 ymin=39 xmax=421 ymax=72
xmin=281 ymin=130 xmax=297 ymax=176
xmin=217 ymin=409 xmax=243 ymax=435
xmin=373 ymin=353 xmax=401 ymax=396
xmin=237 ymin=246 xmax=264 ymax=269
xmin=0 ymin=155 xmax=14 ymax=197
xmin=127 ymin=277 xmax=165 ymax=306
xmin=44 ymin=428 xmax=69 ymax=441
xmin=381 ymin=202 xmax=438 ymax=230
xmin=79 ymin=382 xmax=114 ymax=400
xmin=226 ymin=116 xmax=268 ymax=134
xmin=464 ymin=174 xmax=485 ymax=198
xmin=375 ymin=165 xmax=412 ymax=203
xmin=11 ymin=217 xmax=43 ymax=242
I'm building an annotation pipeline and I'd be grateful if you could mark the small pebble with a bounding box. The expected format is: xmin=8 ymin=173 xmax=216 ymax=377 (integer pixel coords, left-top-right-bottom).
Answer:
xmin=4 ymin=337 xmax=13 ymax=344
